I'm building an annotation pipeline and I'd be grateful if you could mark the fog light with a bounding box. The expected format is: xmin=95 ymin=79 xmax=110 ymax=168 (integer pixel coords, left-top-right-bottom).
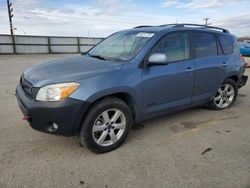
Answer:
xmin=48 ymin=123 xmax=58 ymax=132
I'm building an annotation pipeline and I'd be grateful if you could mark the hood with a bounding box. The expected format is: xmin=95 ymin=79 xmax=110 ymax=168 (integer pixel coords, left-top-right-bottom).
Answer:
xmin=23 ymin=55 xmax=123 ymax=87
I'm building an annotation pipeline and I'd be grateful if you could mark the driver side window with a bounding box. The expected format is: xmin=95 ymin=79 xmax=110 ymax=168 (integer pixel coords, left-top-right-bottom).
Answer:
xmin=152 ymin=32 xmax=190 ymax=62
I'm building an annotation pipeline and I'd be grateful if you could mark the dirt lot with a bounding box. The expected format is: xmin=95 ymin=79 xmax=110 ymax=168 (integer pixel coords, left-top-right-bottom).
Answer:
xmin=0 ymin=55 xmax=249 ymax=188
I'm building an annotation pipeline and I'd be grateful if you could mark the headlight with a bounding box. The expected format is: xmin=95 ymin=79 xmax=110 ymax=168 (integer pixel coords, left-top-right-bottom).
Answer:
xmin=36 ymin=82 xmax=80 ymax=101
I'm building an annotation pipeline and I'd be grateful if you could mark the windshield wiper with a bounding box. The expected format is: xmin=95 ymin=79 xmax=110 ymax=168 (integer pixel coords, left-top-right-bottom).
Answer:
xmin=81 ymin=52 xmax=89 ymax=56
xmin=89 ymin=54 xmax=107 ymax=61
xmin=81 ymin=52 xmax=107 ymax=61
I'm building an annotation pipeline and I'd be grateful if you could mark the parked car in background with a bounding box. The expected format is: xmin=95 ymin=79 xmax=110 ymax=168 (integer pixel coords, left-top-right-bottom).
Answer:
xmin=240 ymin=54 xmax=250 ymax=68
xmin=238 ymin=42 xmax=250 ymax=56
xmin=16 ymin=24 xmax=248 ymax=153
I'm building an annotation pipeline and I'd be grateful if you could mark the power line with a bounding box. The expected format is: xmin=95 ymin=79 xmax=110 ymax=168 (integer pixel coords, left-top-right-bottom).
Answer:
xmin=13 ymin=19 xmax=26 ymax=34
xmin=12 ymin=7 xmax=176 ymax=26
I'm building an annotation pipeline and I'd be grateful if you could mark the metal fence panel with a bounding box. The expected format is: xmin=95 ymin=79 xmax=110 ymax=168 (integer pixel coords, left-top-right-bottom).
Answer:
xmin=0 ymin=45 xmax=13 ymax=53
xmin=16 ymin=45 xmax=49 ymax=53
xmin=79 ymin=38 xmax=102 ymax=45
xmin=50 ymin=37 xmax=77 ymax=45
xmin=0 ymin=35 xmax=12 ymax=44
xmin=0 ymin=34 xmax=104 ymax=54
xmin=80 ymin=46 xmax=93 ymax=52
xmin=15 ymin=36 xmax=48 ymax=44
xmin=51 ymin=46 xmax=78 ymax=53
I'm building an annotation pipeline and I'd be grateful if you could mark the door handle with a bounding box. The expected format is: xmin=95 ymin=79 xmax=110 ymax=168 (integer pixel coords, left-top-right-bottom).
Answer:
xmin=222 ymin=62 xmax=229 ymax=67
xmin=185 ymin=67 xmax=194 ymax=72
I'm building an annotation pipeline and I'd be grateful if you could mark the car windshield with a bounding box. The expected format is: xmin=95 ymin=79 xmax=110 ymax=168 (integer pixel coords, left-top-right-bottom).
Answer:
xmin=86 ymin=31 xmax=155 ymax=61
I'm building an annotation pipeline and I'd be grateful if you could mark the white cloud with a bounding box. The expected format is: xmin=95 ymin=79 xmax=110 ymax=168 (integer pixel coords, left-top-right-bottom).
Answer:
xmin=160 ymin=0 xmax=250 ymax=37
xmin=213 ymin=13 xmax=250 ymax=36
xmin=161 ymin=0 xmax=183 ymax=8
xmin=216 ymin=14 xmax=250 ymax=28
xmin=0 ymin=0 xmax=140 ymax=36
xmin=0 ymin=0 xmax=178 ymax=37
xmin=179 ymin=0 xmax=223 ymax=9
xmin=0 ymin=0 xmax=249 ymax=37
xmin=161 ymin=0 xmax=246 ymax=9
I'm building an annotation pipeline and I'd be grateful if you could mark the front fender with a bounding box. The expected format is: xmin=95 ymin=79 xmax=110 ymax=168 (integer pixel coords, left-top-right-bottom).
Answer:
xmin=69 ymin=68 xmax=143 ymax=120
xmin=86 ymin=86 xmax=138 ymax=103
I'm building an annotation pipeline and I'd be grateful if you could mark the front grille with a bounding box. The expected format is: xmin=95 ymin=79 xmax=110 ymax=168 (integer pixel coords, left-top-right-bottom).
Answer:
xmin=21 ymin=75 xmax=33 ymax=98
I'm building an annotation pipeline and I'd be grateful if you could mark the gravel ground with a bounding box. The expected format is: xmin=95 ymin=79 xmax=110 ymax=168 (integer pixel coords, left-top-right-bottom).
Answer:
xmin=0 ymin=55 xmax=249 ymax=188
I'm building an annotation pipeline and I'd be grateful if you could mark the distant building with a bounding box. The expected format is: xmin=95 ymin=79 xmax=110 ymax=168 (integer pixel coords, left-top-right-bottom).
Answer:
xmin=238 ymin=37 xmax=250 ymax=42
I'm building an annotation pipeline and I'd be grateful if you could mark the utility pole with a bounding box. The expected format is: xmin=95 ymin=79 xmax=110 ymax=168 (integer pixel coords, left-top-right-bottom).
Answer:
xmin=203 ymin=18 xmax=210 ymax=27
xmin=7 ymin=0 xmax=16 ymax=54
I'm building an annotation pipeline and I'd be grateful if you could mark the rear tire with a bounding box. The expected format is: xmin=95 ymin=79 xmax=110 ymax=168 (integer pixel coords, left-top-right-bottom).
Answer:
xmin=79 ymin=97 xmax=132 ymax=153
xmin=207 ymin=79 xmax=238 ymax=110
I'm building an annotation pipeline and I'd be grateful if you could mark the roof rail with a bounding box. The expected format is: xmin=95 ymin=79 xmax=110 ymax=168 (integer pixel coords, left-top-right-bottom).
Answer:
xmin=170 ymin=23 xmax=229 ymax=33
xmin=133 ymin=23 xmax=229 ymax=33
xmin=134 ymin=24 xmax=176 ymax=29
xmin=134 ymin=25 xmax=153 ymax=28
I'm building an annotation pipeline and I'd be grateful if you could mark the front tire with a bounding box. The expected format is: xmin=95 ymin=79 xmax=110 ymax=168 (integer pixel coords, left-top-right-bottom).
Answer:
xmin=79 ymin=97 xmax=132 ymax=153
xmin=207 ymin=79 xmax=238 ymax=110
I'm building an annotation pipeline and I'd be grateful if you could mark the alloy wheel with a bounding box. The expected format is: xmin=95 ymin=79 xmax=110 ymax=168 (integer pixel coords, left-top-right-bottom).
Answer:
xmin=214 ymin=84 xmax=235 ymax=108
xmin=92 ymin=108 xmax=126 ymax=146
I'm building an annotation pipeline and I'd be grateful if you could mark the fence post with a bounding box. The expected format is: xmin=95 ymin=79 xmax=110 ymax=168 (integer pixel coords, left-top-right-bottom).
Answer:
xmin=77 ymin=37 xmax=80 ymax=53
xmin=48 ymin=37 xmax=51 ymax=53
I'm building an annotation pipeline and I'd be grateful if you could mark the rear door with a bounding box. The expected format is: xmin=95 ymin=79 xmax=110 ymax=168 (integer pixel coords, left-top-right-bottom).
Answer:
xmin=192 ymin=32 xmax=226 ymax=103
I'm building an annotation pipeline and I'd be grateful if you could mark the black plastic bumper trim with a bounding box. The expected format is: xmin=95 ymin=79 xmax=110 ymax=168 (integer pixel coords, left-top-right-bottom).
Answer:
xmin=16 ymin=84 xmax=90 ymax=136
xmin=238 ymin=75 xmax=248 ymax=88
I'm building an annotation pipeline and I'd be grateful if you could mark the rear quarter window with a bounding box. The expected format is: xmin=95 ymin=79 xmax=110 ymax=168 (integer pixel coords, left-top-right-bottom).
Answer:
xmin=218 ymin=34 xmax=234 ymax=55
xmin=193 ymin=32 xmax=217 ymax=58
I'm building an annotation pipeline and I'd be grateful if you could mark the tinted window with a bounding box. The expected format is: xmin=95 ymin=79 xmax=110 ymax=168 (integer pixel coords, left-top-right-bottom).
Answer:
xmin=217 ymin=39 xmax=223 ymax=55
xmin=218 ymin=35 xmax=234 ymax=55
xmin=193 ymin=33 xmax=217 ymax=58
xmin=152 ymin=32 xmax=189 ymax=62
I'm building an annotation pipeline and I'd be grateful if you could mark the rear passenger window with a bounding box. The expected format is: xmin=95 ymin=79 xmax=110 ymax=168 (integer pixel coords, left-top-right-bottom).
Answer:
xmin=152 ymin=32 xmax=190 ymax=62
xmin=193 ymin=33 xmax=217 ymax=58
xmin=218 ymin=35 xmax=233 ymax=55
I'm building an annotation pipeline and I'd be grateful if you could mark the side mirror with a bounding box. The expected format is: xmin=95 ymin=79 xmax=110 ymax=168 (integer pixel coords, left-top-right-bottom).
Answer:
xmin=147 ymin=53 xmax=168 ymax=66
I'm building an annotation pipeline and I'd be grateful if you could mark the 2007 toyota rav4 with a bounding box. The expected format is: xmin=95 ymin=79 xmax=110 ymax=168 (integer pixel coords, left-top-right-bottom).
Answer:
xmin=16 ymin=24 xmax=248 ymax=153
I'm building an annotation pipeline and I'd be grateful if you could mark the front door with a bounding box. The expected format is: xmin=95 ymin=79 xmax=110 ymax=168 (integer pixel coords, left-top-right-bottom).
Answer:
xmin=142 ymin=32 xmax=195 ymax=115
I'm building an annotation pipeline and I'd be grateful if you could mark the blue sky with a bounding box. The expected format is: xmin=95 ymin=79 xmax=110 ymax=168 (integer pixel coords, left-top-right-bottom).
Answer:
xmin=0 ymin=0 xmax=249 ymax=37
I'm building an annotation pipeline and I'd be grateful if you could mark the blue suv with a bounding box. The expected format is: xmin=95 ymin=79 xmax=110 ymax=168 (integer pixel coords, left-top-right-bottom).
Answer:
xmin=16 ymin=24 xmax=248 ymax=153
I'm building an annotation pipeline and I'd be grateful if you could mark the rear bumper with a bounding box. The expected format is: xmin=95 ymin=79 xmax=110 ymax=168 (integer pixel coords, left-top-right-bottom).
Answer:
xmin=238 ymin=75 xmax=248 ymax=88
xmin=16 ymin=84 xmax=90 ymax=136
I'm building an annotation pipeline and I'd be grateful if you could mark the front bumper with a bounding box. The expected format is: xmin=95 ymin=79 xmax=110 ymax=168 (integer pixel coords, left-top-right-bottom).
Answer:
xmin=16 ymin=85 xmax=90 ymax=136
xmin=238 ymin=75 xmax=248 ymax=88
